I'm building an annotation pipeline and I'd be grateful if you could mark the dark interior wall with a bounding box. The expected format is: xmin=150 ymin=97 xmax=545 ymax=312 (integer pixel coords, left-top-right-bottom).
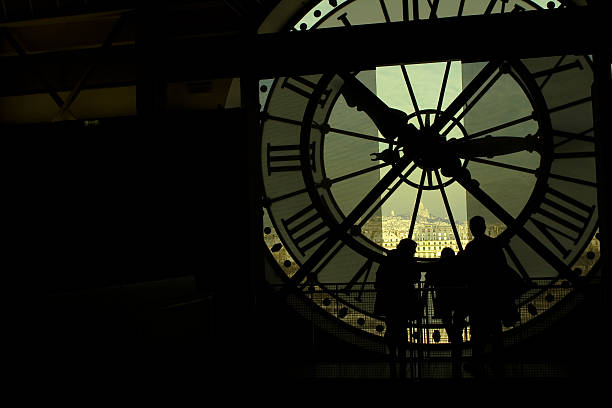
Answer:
xmin=10 ymin=109 xmax=243 ymax=292
xmin=11 ymin=107 xmax=265 ymax=387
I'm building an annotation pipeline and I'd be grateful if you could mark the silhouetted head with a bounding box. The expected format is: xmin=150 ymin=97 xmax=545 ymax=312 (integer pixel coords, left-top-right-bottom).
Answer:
xmin=469 ymin=216 xmax=487 ymax=237
xmin=397 ymin=238 xmax=417 ymax=256
xmin=440 ymin=247 xmax=455 ymax=258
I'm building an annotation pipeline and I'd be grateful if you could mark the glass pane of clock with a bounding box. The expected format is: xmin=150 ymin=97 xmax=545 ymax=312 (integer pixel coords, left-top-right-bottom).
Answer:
xmin=324 ymin=69 xmax=382 ymax=233
xmin=461 ymin=61 xmax=540 ymax=225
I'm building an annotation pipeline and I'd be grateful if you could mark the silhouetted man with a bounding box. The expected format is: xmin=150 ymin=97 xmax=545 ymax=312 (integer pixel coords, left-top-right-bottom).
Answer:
xmin=375 ymin=238 xmax=422 ymax=379
xmin=426 ymin=247 xmax=468 ymax=378
xmin=463 ymin=216 xmax=506 ymax=378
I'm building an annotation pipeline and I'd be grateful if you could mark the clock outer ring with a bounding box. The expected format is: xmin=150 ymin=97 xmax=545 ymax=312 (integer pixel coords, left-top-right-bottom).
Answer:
xmin=259 ymin=2 xmax=600 ymax=353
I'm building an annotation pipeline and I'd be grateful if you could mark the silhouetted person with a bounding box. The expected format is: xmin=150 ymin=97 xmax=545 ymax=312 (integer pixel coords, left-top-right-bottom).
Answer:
xmin=463 ymin=216 xmax=506 ymax=378
xmin=374 ymin=238 xmax=422 ymax=379
xmin=426 ymin=247 xmax=468 ymax=378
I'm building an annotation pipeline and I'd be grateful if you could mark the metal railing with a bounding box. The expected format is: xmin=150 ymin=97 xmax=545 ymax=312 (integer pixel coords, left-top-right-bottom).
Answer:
xmin=290 ymin=278 xmax=574 ymax=343
xmin=276 ymin=278 xmax=582 ymax=379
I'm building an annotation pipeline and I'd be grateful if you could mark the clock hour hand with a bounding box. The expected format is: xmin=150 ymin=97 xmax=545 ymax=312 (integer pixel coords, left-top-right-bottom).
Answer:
xmin=446 ymin=135 xmax=539 ymax=159
xmin=338 ymin=72 xmax=415 ymax=142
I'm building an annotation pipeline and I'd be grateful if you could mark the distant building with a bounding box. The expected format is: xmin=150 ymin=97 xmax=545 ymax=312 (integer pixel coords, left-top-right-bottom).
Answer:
xmin=413 ymin=223 xmax=470 ymax=258
xmin=381 ymin=204 xmax=470 ymax=258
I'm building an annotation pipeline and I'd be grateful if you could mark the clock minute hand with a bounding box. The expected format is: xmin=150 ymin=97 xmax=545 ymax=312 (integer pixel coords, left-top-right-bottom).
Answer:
xmin=448 ymin=135 xmax=539 ymax=159
xmin=339 ymin=72 xmax=411 ymax=142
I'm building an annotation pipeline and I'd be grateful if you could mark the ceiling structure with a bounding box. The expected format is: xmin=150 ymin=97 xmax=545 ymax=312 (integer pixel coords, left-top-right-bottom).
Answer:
xmin=1 ymin=1 xmax=607 ymax=125
xmin=0 ymin=0 xmax=284 ymax=123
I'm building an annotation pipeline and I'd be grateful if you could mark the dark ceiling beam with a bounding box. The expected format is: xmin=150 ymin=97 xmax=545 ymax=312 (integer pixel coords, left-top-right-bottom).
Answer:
xmin=0 ymin=6 xmax=608 ymax=97
xmin=0 ymin=0 xmax=248 ymax=24
xmin=52 ymin=12 xmax=130 ymax=120
xmin=184 ymin=6 xmax=607 ymax=79
xmin=135 ymin=2 xmax=168 ymax=119
xmin=0 ymin=27 xmax=74 ymax=115
xmin=0 ymin=44 xmax=137 ymax=97
xmin=0 ymin=0 xmax=136 ymax=23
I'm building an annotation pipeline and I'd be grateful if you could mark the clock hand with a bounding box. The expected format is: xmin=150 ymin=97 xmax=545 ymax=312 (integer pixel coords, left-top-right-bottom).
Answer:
xmin=370 ymin=148 xmax=398 ymax=164
xmin=446 ymin=135 xmax=539 ymax=159
xmin=338 ymin=72 xmax=417 ymax=142
xmin=430 ymin=59 xmax=503 ymax=135
xmin=453 ymin=170 xmax=577 ymax=284
xmin=286 ymin=155 xmax=412 ymax=287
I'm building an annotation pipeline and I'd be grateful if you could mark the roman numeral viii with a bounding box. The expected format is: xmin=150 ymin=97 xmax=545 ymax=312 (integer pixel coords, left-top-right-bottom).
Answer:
xmin=529 ymin=186 xmax=595 ymax=258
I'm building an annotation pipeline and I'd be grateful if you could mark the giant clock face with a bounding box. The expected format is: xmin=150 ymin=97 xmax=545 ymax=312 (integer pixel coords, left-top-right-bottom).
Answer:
xmin=259 ymin=0 xmax=600 ymax=346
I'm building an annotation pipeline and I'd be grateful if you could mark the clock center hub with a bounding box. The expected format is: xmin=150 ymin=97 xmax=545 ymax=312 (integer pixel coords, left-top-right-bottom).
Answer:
xmin=395 ymin=109 xmax=466 ymax=179
xmin=411 ymin=126 xmax=446 ymax=170
xmin=370 ymin=113 xmax=468 ymax=186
